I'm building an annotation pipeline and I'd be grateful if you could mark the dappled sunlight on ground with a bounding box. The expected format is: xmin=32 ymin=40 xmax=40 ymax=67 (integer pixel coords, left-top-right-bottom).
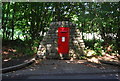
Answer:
xmin=2 ymin=59 xmax=120 ymax=79
xmin=65 ymin=60 xmax=102 ymax=68
xmin=63 ymin=59 xmax=119 ymax=71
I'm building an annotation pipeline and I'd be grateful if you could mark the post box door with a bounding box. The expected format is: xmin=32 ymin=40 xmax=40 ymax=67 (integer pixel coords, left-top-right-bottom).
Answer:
xmin=58 ymin=27 xmax=70 ymax=54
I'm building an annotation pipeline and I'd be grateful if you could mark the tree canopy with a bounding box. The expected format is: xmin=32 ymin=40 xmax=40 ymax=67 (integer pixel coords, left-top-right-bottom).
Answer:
xmin=2 ymin=2 xmax=120 ymax=54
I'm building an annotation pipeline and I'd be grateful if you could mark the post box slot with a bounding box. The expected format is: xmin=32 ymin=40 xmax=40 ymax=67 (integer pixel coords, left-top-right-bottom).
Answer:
xmin=60 ymin=31 xmax=67 ymax=33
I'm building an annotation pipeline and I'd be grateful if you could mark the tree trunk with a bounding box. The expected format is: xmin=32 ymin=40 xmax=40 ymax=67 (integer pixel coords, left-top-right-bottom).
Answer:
xmin=55 ymin=2 xmax=61 ymax=21
xmin=11 ymin=3 xmax=16 ymax=40
xmin=2 ymin=3 xmax=10 ymax=40
xmin=116 ymin=27 xmax=120 ymax=55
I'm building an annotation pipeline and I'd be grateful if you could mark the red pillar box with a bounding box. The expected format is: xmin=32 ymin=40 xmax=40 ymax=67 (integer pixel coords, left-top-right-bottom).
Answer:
xmin=58 ymin=27 xmax=70 ymax=54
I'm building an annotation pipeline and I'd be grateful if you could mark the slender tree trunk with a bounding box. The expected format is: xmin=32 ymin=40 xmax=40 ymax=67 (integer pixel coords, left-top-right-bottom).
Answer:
xmin=100 ymin=26 xmax=106 ymax=41
xmin=116 ymin=29 xmax=120 ymax=54
xmin=11 ymin=3 xmax=16 ymax=40
xmin=30 ymin=3 xmax=36 ymax=40
xmin=91 ymin=21 xmax=95 ymax=49
xmin=116 ymin=19 xmax=120 ymax=54
xmin=2 ymin=3 xmax=5 ymax=39
xmin=2 ymin=3 xmax=10 ymax=40
xmin=82 ymin=21 xmax=85 ymax=40
xmin=11 ymin=18 xmax=14 ymax=40
xmin=55 ymin=2 xmax=60 ymax=21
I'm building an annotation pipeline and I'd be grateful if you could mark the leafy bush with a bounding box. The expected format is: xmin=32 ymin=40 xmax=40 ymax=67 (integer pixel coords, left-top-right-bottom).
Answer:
xmin=94 ymin=42 xmax=103 ymax=56
xmin=84 ymin=39 xmax=117 ymax=56
xmin=84 ymin=39 xmax=104 ymax=49
xmin=84 ymin=39 xmax=105 ymax=56
xmin=84 ymin=49 xmax=96 ymax=57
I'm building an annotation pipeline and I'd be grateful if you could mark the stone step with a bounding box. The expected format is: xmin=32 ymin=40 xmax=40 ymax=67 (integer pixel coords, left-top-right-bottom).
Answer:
xmin=50 ymin=26 xmax=75 ymax=28
xmin=46 ymin=36 xmax=58 ymax=39
xmin=47 ymin=34 xmax=57 ymax=36
xmin=70 ymin=38 xmax=83 ymax=41
xmin=70 ymin=35 xmax=83 ymax=38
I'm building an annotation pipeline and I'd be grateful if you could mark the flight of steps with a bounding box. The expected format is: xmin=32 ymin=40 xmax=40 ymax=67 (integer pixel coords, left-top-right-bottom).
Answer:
xmin=37 ymin=21 xmax=85 ymax=59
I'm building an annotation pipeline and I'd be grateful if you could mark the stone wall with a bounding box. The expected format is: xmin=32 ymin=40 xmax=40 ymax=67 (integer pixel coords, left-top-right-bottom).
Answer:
xmin=37 ymin=21 xmax=85 ymax=59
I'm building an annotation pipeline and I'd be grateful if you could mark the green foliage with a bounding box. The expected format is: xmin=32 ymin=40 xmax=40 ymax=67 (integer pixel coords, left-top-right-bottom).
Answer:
xmin=84 ymin=49 xmax=97 ymax=57
xmin=79 ymin=56 xmax=87 ymax=60
xmin=84 ymin=39 xmax=103 ymax=56
xmin=94 ymin=42 xmax=103 ymax=56
xmin=24 ymin=48 xmax=34 ymax=56
xmin=84 ymin=40 xmax=94 ymax=49
xmin=84 ymin=39 xmax=104 ymax=49
xmin=12 ymin=41 xmax=34 ymax=56
xmin=84 ymin=38 xmax=118 ymax=56
xmin=2 ymin=2 xmax=120 ymax=55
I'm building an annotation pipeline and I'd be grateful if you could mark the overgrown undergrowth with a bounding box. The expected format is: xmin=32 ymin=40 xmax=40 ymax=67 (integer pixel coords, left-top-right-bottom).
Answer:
xmin=84 ymin=39 xmax=118 ymax=58
xmin=2 ymin=39 xmax=41 ymax=60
